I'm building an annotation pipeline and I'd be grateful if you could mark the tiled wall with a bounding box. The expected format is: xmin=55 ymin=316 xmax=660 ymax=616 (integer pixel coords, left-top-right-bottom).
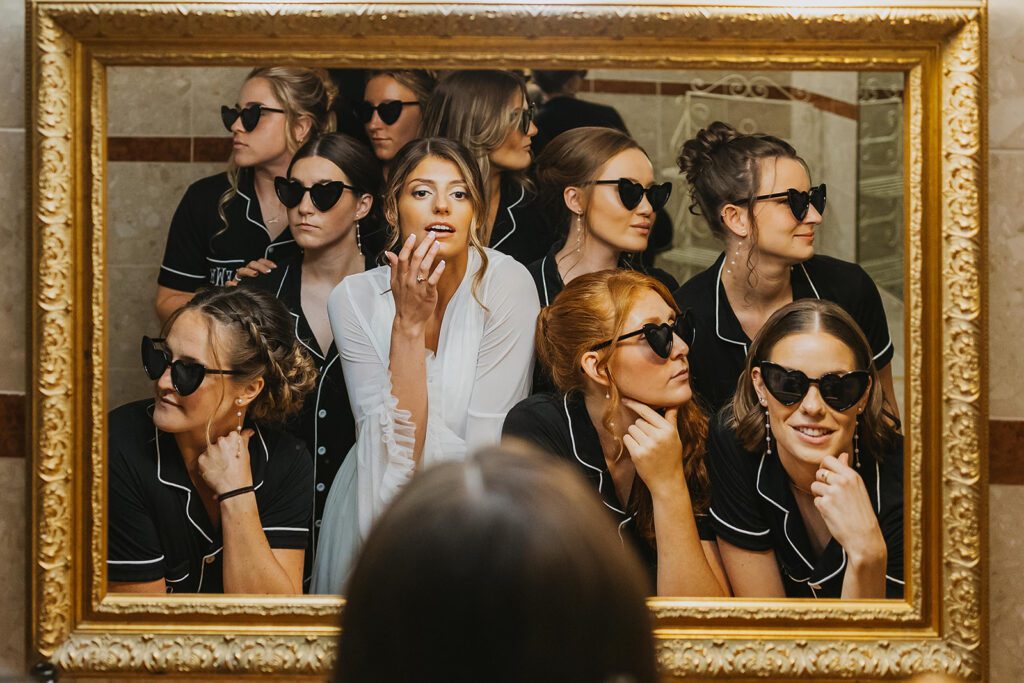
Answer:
xmin=2 ymin=3 xmax=1023 ymax=680
xmin=988 ymin=0 xmax=1024 ymax=675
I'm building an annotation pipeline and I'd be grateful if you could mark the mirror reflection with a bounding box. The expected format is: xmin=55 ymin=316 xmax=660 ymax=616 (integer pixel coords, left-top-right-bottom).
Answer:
xmin=104 ymin=65 xmax=905 ymax=600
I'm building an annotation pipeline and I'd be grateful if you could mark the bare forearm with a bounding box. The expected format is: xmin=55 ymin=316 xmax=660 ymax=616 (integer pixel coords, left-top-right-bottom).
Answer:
xmin=650 ymin=484 xmax=727 ymax=597
xmin=389 ymin=323 xmax=429 ymax=463
xmin=220 ymin=495 xmax=300 ymax=594
xmin=155 ymin=288 xmax=195 ymax=325
xmin=840 ymin=549 xmax=887 ymax=599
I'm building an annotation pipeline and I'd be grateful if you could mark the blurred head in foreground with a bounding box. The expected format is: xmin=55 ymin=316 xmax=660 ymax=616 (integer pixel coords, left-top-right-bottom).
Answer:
xmin=335 ymin=445 xmax=657 ymax=683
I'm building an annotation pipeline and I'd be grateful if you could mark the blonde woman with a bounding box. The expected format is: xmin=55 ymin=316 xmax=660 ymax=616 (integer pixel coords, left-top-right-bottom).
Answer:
xmin=156 ymin=67 xmax=337 ymax=323
xmin=421 ymin=70 xmax=553 ymax=265
xmin=310 ymin=138 xmax=539 ymax=592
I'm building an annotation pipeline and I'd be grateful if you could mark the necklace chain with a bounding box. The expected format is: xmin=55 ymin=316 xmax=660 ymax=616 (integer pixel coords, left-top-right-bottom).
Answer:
xmin=790 ymin=481 xmax=814 ymax=496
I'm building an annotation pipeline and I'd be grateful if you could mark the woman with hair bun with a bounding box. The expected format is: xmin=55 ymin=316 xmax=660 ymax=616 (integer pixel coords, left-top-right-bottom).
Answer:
xmin=503 ymin=269 xmax=729 ymax=597
xmin=107 ymin=287 xmax=318 ymax=594
xmin=421 ymin=70 xmax=553 ymax=265
xmin=233 ymin=132 xmax=382 ymax=588
xmin=674 ymin=121 xmax=898 ymax=417
xmin=310 ymin=137 xmax=539 ymax=592
xmin=707 ymin=299 xmax=903 ymax=599
xmin=156 ymin=67 xmax=338 ymax=323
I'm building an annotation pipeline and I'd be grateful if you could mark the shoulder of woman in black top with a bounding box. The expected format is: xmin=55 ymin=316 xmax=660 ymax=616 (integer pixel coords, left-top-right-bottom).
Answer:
xmin=502 ymin=392 xmax=572 ymax=458
xmin=672 ymin=255 xmax=720 ymax=308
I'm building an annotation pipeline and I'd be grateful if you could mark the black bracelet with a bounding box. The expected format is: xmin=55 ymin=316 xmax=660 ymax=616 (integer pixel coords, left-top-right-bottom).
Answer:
xmin=216 ymin=485 xmax=256 ymax=502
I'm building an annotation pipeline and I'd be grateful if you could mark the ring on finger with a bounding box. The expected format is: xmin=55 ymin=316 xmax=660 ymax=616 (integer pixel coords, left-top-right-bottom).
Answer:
xmin=416 ymin=275 xmax=426 ymax=283
xmin=819 ymin=470 xmax=829 ymax=484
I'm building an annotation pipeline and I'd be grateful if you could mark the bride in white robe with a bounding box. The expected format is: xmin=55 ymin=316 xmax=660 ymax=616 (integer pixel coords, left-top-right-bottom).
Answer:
xmin=311 ymin=138 xmax=539 ymax=593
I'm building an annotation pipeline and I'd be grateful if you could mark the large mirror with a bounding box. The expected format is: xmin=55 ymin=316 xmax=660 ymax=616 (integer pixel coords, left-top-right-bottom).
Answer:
xmin=28 ymin=1 xmax=986 ymax=679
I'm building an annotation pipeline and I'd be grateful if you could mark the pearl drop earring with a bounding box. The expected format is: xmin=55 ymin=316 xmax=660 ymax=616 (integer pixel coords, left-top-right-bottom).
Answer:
xmin=235 ymin=398 xmax=243 ymax=433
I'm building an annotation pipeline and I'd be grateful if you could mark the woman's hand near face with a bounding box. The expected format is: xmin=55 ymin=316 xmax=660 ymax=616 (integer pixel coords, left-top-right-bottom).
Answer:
xmin=810 ymin=453 xmax=887 ymax=563
xmin=197 ymin=429 xmax=256 ymax=495
xmin=620 ymin=398 xmax=686 ymax=500
xmin=386 ymin=232 xmax=446 ymax=336
xmin=227 ymin=258 xmax=277 ymax=286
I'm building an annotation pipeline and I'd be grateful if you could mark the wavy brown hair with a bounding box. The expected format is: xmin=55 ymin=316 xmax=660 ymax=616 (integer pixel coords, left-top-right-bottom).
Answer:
xmin=727 ymin=298 xmax=900 ymax=459
xmin=535 ymin=269 xmax=710 ymax=547
xmin=162 ymin=287 xmax=317 ymax=431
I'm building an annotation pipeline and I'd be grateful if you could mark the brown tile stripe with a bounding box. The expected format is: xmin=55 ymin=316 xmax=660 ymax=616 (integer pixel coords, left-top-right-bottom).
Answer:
xmin=107 ymin=77 xmax=877 ymax=162
xmin=585 ymin=78 xmax=860 ymax=120
xmin=0 ymin=390 xmax=1021 ymax=482
xmin=990 ymin=420 xmax=1024 ymax=485
xmin=107 ymin=136 xmax=231 ymax=163
xmin=0 ymin=393 xmax=25 ymax=459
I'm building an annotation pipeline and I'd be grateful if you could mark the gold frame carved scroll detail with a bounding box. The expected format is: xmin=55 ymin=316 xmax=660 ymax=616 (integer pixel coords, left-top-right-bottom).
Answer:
xmin=28 ymin=1 xmax=987 ymax=679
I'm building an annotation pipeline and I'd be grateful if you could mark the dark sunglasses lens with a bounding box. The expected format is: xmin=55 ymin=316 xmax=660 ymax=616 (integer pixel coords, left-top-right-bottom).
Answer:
xmin=819 ymin=373 xmax=868 ymax=411
xmin=220 ymin=106 xmax=239 ymax=132
xmin=616 ymin=179 xmax=644 ymax=210
xmin=787 ymin=189 xmax=811 ymax=221
xmin=141 ymin=337 xmax=167 ymax=380
xmin=378 ymin=101 xmax=404 ymax=125
xmin=763 ymin=365 xmax=808 ymax=405
xmin=648 ymin=183 xmax=672 ymax=212
xmin=309 ymin=183 xmax=346 ymax=211
xmin=520 ymin=107 xmax=534 ymax=134
xmin=642 ymin=324 xmax=674 ymax=359
xmin=354 ymin=101 xmax=375 ymax=123
xmin=674 ymin=312 xmax=695 ymax=346
xmin=810 ymin=184 xmax=827 ymax=215
xmin=275 ymin=178 xmax=305 ymax=208
xmin=170 ymin=361 xmax=206 ymax=397
xmin=240 ymin=105 xmax=262 ymax=132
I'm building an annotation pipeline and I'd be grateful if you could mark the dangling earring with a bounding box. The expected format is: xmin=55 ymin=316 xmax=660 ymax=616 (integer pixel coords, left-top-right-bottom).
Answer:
xmin=853 ymin=414 xmax=861 ymax=467
xmin=574 ymin=213 xmax=583 ymax=253
xmin=354 ymin=219 xmax=363 ymax=256
xmin=764 ymin=409 xmax=773 ymax=456
xmin=235 ymin=398 xmax=244 ymax=433
xmin=605 ymin=389 xmax=610 ymax=400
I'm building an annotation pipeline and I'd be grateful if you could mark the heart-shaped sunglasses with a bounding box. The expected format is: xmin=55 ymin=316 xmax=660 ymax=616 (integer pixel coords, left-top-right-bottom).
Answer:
xmin=591 ymin=310 xmax=695 ymax=359
xmin=759 ymin=360 xmax=869 ymax=412
xmin=733 ymin=184 xmax=827 ymax=222
xmin=142 ymin=336 xmax=243 ymax=397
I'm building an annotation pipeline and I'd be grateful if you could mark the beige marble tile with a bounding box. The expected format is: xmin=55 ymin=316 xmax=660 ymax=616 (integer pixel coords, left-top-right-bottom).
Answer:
xmin=988 ymin=151 xmax=1024 ymax=419
xmin=107 ymin=265 xmax=161 ymax=380
xmin=0 ymin=0 xmax=25 ymax=128
xmin=791 ymin=70 xmax=859 ymax=105
xmin=0 ymin=131 xmax=26 ymax=393
xmin=107 ymin=67 xmax=192 ymax=137
xmin=0 ymin=458 xmax=26 ymax=676
xmin=109 ymin=366 xmax=154 ymax=408
xmin=190 ymin=66 xmax=252 ymax=137
xmin=990 ymin=485 xmax=1024 ymax=682
xmin=107 ymin=161 xmax=224 ymax=267
xmin=990 ymin=0 xmax=1024 ymax=150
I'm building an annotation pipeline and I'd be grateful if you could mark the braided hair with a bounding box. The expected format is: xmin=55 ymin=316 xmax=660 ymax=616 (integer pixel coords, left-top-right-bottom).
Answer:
xmin=162 ymin=287 xmax=317 ymax=423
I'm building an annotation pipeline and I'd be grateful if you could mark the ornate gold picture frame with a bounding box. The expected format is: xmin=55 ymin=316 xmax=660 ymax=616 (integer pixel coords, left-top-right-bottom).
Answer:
xmin=28 ymin=0 xmax=987 ymax=678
